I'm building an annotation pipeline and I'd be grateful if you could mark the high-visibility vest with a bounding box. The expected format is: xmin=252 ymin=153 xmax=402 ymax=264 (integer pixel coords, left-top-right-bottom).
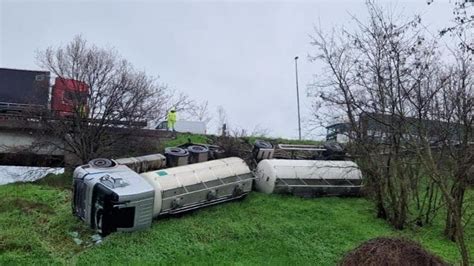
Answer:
xmin=79 ymin=105 xmax=86 ymax=118
xmin=167 ymin=111 xmax=177 ymax=123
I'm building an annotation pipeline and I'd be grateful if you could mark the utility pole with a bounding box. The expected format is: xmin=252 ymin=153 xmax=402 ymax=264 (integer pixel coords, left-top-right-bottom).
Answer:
xmin=294 ymin=56 xmax=302 ymax=140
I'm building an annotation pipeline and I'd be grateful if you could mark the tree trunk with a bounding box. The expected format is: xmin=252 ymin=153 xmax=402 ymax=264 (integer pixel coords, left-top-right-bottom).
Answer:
xmin=444 ymin=184 xmax=469 ymax=265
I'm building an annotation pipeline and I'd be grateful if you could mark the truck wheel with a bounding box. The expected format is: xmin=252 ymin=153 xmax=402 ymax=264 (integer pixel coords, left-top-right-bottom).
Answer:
xmin=323 ymin=142 xmax=344 ymax=153
xmin=254 ymin=140 xmax=273 ymax=149
xmin=322 ymin=142 xmax=346 ymax=160
xmin=206 ymin=145 xmax=226 ymax=160
xmin=165 ymin=147 xmax=189 ymax=156
xmin=187 ymin=145 xmax=209 ymax=153
xmin=89 ymin=158 xmax=114 ymax=168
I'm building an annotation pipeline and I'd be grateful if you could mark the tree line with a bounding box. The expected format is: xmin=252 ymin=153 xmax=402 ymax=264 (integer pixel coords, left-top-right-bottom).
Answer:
xmin=32 ymin=36 xmax=228 ymax=164
xmin=309 ymin=2 xmax=473 ymax=265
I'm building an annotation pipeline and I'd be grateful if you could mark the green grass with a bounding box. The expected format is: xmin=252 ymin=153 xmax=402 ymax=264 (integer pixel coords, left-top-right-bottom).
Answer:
xmin=0 ymin=184 xmax=89 ymax=264
xmin=0 ymin=178 xmax=472 ymax=265
xmin=163 ymin=133 xmax=211 ymax=148
xmin=34 ymin=173 xmax=73 ymax=190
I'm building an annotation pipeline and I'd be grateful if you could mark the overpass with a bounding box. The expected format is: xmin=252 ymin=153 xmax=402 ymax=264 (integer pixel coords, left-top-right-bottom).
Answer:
xmin=0 ymin=114 xmax=174 ymax=167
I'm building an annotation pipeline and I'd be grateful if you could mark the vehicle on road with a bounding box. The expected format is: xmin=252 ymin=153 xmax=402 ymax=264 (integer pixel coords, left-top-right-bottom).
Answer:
xmin=155 ymin=120 xmax=206 ymax=134
xmin=0 ymin=68 xmax=88 ymax=117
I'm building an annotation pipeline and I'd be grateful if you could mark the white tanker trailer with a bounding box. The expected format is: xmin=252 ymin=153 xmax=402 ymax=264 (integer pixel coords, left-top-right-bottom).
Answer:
xmin=72 ymin=157 xmax=253 ymax=235
xmin=254 ymin=159 xmax=362 ymax=197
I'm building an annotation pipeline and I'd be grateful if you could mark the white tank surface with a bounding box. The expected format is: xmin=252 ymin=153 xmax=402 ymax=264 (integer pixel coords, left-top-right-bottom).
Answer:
xmin=140 ymin=157 xmax=253 ymax=217
xmin=254 ymin=159 xmax=363 ymax=197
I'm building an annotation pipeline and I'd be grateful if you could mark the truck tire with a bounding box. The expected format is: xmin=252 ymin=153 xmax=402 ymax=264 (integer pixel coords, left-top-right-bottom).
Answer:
xmin=254 ymin=140 xmax=273 ymax=149
xmin=165 ymin=147 xmax=189 ymax=157
xmin=187 ymin=145 xmax=209 ymax=154
xmin=165 ymin=147 xmax=189 ymax=167
xmin=323 ymin=142 xmax=344 ymax=153
xmin=89 ymin=158 xmax=114 ymax=168
xmin=322 ymin=142 xmax=346 ymax=160
xmin=206 ymin=145 xmax=226 ymax=160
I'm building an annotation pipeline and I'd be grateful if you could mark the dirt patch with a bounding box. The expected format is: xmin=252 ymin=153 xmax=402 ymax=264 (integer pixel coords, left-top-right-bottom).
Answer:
xmin=340 ymin=237 xmax=448 ymax=266
xmin=0 ymin=198 xmax=55 ymax=215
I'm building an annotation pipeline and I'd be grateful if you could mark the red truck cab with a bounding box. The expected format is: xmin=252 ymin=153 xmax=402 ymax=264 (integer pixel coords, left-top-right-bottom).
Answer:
xmin=51 ymin=78 xmax=89 ymax=118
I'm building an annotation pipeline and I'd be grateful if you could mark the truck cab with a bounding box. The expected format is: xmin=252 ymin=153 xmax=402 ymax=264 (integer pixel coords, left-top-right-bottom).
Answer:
xmin=51 ymin=77 xmax=89 ymax=118
xmin=326 ymin=123 xmax=350 ymax=143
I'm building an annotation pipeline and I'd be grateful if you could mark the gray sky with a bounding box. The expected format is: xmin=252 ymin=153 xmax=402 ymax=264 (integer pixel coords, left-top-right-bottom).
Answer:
xmin=0 ymin=0 xmax=454 ymax=139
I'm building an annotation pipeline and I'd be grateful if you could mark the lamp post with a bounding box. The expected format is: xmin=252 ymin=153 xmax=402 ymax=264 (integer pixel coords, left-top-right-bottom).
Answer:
xmin=294 ymin=56 xmax=302 ymax=140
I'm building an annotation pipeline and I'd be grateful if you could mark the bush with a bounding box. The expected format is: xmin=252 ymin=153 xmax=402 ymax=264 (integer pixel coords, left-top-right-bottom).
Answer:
xmin=33 ymin=173 xmax=73 ymax=190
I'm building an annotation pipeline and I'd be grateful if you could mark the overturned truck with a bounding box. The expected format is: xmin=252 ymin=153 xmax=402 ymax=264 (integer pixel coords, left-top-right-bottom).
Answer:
xmin=72 ymin=140 xmax=363 ymax=235
xmin=73 ymin=156 xmax=252 ymax=235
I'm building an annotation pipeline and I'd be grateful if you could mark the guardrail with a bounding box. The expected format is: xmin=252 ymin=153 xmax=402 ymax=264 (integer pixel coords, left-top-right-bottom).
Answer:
xmin=0 ymin=113 xmax=147 ymax=127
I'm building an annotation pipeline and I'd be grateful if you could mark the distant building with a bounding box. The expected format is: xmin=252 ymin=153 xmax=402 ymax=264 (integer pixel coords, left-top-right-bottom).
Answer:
xmin=326 ymin=112 xmax=473 ymax=145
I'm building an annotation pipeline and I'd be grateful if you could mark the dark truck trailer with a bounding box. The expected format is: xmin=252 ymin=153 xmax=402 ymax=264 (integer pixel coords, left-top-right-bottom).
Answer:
xmin=0 ymin=68 xmax=50 ymax=113
xmin=0 ymin=67 xmax=147 ymax=126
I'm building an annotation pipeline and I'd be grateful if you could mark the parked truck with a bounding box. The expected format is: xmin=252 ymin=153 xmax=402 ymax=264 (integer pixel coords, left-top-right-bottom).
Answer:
xmin=0 ymin=67 xmax=88 ymax=117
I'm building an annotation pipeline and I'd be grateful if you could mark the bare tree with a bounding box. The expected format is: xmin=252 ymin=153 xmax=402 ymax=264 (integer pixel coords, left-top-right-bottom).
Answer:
xmin=309 ymin=2 xmax=472 ymax=264
xmin=185 ymin=100 xmax=212 ymax=125
xmin=415 ymin=48 xmax=473 ymax=264
xmin=36 ymin=35 xmax=168 ymax=164
xmin=147 ymin=88 xmax=194 ymax=127
xmin=436 ymin=0 xmax=474 ymax=52
xmin=310 ymin=3 xmax=432 ymax=228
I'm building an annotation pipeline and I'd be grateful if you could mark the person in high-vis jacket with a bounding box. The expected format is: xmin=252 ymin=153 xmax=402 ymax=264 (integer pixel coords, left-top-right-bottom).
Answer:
xmin=167 ymin=108 xmax=177 ymax=131
xmin=78 ymin=104 xmax=87 ymax=118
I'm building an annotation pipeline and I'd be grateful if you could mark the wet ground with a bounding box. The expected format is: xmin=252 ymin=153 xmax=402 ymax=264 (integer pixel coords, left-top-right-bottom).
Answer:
xmin=0 ymin=166 xmax=63 ymax=185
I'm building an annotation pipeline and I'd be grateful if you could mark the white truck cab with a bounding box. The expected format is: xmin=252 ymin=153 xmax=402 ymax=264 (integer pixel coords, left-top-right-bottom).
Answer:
xmin=326 ymin=123 xmax=350 ymax=144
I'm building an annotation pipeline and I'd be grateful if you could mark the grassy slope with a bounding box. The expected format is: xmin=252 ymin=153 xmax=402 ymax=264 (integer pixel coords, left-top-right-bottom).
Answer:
xmin=0 ymin=184 xmax=88 ymax=264
xmin=163 ymin=133 xmax=211 ymax=147
xmin=1 ymin=181 xmax=472 ymax=265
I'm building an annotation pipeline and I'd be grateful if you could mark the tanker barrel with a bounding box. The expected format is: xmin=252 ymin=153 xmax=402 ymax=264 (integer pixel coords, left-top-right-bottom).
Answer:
xmin=114 ymin=154 xmax=166 ymax=173
xmin=140 ymin=157 xmax=254 ymax=217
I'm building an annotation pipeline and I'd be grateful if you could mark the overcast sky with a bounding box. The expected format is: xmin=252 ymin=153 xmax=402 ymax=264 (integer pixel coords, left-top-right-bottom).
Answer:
xmin=0 ymin=0 xmax=455 ymax=139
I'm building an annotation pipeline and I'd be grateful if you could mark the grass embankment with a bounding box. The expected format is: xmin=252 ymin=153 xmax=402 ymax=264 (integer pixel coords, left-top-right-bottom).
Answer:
xmin=163 ymin=133 xmax=211 ymax=147
xmin=164 ymin=133 xmax=323 ymax=149
xmin=1 ymin=177 xmax=472 ymax=264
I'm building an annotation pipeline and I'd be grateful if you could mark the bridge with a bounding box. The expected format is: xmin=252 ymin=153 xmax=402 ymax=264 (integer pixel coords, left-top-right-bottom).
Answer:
xmin=0 ymin=114 xmax=174 ymax=167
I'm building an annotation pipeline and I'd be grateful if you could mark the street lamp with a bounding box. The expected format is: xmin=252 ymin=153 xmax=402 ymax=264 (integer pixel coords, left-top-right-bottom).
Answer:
xmin=294 ymin=56 xmax=302 ymax=140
